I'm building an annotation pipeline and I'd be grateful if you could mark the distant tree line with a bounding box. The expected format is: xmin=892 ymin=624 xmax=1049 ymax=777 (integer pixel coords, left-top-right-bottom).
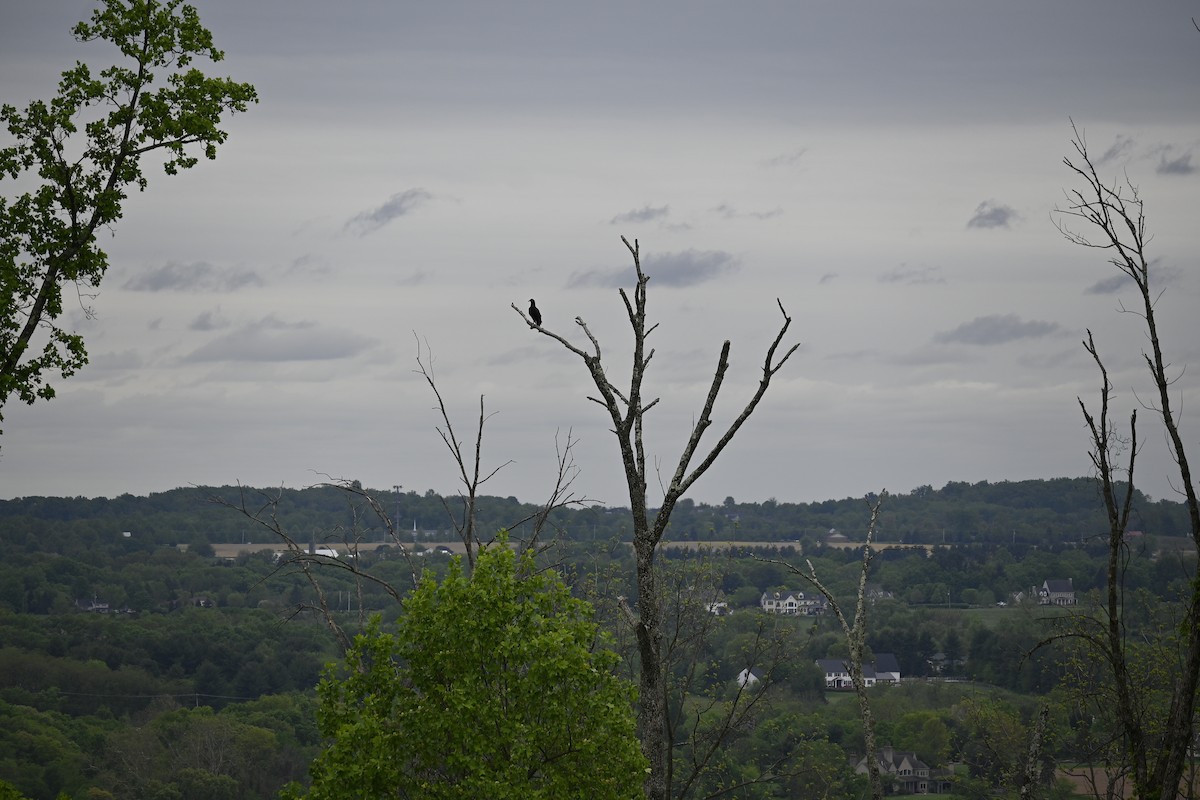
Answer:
xmin=0 ymin=477 xmax=1190 ymax=552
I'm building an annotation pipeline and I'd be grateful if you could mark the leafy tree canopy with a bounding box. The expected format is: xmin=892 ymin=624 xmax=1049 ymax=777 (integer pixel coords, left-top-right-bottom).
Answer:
xmin=289 ymin=535 xmax=646 ymax=800
xmin=0 ymin=0 xmax=256 ymax=430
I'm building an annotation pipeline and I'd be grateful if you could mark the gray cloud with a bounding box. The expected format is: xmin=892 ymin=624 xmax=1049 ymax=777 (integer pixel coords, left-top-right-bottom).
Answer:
xmin=610 ymin=204 xmax=669 ymax=225
xmin=567 ymin=249 xmax=738 ymax=289
xmin=818 ymin=273 xmax=837 ymax=285
xmin=123 ymin=261 xmax=264 ymax=292
xmin=1084 ymin=273 xmax=1134 ymax=295
xmin=713 ymin=204 xmax=783 ymax=220
xmin=189 ymin=310 xmax=229 ymax=331
xmin=284 ymin=254 xmax=332 ymax=278
xmin=933 ymin=313 xmax=1059 ymax=346
xmin=184 ymin=316 xmax=375 ymax=362
xmin=345 ymin=188 xmax=433 ymax=236
xmin=1156 ymin=150 xmax=1195 ymax=176
xmin=879 ymin=264 xmax=945 ymax=285
xmin=1084 ymin=257 xmax=1175 ymax=294
xmin=397 ymin=269 xmax=431 ymax=287
xmin=761 ymin=148 xmax=807 ymax=168
xmin=966 ymin=200 xmax=1019 ymax=230
xmin=1097 ymin=134 xmax=1136 ymax=166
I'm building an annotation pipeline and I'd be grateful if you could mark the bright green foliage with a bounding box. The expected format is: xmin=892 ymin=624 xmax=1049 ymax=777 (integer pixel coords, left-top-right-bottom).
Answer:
xmin=0 ymin=0 xmax=256 ymax=427
xmin=0 ymin=780 xmax=31 ymax=800
xmin=289 ymin=537 xmax=646 ymax=800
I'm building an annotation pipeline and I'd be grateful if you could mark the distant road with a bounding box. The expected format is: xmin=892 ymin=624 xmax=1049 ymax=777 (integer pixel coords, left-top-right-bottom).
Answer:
xmin=209 ymin=541 xmax=468 ymax=559
xmin=209 ymin=539 xmax=936 ymax=559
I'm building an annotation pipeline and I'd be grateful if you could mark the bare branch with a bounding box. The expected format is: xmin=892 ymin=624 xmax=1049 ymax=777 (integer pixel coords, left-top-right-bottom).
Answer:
xmin=414 ymin=334 xmax=513 ymax=568
xmin=1058 ymin=122 xmax=1200 ymax=800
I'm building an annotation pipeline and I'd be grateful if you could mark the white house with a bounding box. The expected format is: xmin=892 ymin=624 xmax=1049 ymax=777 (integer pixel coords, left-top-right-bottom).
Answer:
xmin=817 ymin=658 xmax=870 ymax=689
xmin=736 ymin=668 xmax=761 ymax=688
xmin=760 ymin=589 xmax=827 ymax=616
xmin=817 ymin=653 xmax=901 ymax=689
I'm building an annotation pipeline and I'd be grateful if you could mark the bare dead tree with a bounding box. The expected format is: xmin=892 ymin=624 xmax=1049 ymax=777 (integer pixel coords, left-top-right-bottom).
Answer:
xmin=1054 ymin=122 xmax=1200 ymax=800
xmin=414 ymin=335 xmax=512 ymax=570
xmin=416 ymin=335 xmax=594 ymax=561
xmin=761 ymin=493 xmax=887 ymax=800
xmin=514 ymin=236 xmax=801 ymax=800
xmin=211 ymin=479 xmax=417 ymax=652
xmin=215 ymin=341 xmax=591 ymax=651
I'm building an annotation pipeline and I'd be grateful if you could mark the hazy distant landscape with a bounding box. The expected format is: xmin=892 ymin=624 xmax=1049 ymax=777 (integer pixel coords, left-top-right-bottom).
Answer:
xmin=0 ymin=477 xmax=1195 ymax=798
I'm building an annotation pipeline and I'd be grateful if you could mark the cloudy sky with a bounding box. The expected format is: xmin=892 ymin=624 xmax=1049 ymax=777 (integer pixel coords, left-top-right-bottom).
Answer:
xmin=2 ymin=1 xmax=1199 ymax=509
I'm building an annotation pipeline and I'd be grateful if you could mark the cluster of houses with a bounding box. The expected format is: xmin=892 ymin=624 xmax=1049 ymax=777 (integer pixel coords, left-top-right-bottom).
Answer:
xmin=750 ymin=581 xmax=1076 ymax=795
xmin=759 ymin=578 xmax=1075 ymax=616
xmin=769 ymin=651 xmax=958 ymax=794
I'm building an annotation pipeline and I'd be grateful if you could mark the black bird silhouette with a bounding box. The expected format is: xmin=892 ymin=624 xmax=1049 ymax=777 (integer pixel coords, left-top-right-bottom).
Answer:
xmin=528 ymin=299 xmax=542 ymax=327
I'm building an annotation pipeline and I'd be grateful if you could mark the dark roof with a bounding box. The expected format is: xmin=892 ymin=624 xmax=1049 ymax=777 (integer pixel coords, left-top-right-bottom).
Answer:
xmin=877 ymin=747 xmax=929 ymax=771
xmin=874 ymin=653 xmax=901 ymax=675
xmin=1044 ymin=578 xmax=1074 ymax=593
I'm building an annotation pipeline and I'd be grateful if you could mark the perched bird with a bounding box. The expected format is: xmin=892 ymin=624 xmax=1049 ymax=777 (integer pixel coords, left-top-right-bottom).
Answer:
xmin=528 ymin=299 xmax=542 ymax=327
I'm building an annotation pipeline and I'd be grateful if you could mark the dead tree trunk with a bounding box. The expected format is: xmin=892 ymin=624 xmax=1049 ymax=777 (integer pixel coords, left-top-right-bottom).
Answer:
xmin=1057 ymin=122 xmax=1200 ymax=800
xmin=515 ymin=236 xmax=800 ymax=800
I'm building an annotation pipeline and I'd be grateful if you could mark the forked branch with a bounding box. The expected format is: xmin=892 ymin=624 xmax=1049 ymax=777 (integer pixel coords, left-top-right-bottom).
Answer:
xmin=414 ymin=334 xmax=512 ymax=568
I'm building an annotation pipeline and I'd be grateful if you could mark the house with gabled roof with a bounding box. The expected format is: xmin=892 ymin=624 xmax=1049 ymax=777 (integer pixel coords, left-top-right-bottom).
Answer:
xmin=760 ymin=589 xmax=827 ymax=616
xmin=1037 ymin=578 xmax=1076 ymax=606
xmin=817 ymin=653 xmax=901 ymax=689
xmin=856 ymin=746 xmax=953 ymax=794
xmin=873 ymin=652 xmax=902 ymax=683
xmin=736 ymin=668 xmax=761 ymax=688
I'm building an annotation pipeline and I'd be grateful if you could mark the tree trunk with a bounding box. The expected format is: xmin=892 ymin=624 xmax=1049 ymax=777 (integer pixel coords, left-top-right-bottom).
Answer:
xmin=633 ymin=536 xmax=669 ymax=800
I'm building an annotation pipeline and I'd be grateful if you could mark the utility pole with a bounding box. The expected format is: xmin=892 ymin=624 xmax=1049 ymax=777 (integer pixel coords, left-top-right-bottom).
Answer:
xmin=393 ymin=485 xmax=402 ymax=542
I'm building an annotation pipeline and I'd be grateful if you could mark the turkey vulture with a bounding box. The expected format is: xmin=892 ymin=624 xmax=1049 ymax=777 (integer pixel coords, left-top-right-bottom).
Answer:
xmin=528 ymin=299 xmax=542 ymax=327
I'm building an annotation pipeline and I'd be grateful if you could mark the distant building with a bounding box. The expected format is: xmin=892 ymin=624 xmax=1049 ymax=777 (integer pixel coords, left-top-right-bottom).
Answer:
xmin=856 ymin=746 xmax=953 ymax=794
xmin=817 ymin=654 xmax=901 ymax=689
xmin=865 ymin=583 xmax=895 ymax=601
xmin=760 ymin=589 xmax=827 ymax=616
xmin=736 ymin=668 xmax=761 ymax=688
xmin=1037 ymin=579 xmax=1076 ymax=606
xmin=706 ymin=601 xmax=731 ymax=616
xmin=873 ymin=652 xmax=902 ymax=683
xmin=75 ymin=596 xmax=110 ymax=613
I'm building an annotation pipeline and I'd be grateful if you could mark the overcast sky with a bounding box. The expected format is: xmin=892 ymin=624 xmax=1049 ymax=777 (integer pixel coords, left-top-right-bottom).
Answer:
xmin=2 ymin=1 xmax=1198 ymax=509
